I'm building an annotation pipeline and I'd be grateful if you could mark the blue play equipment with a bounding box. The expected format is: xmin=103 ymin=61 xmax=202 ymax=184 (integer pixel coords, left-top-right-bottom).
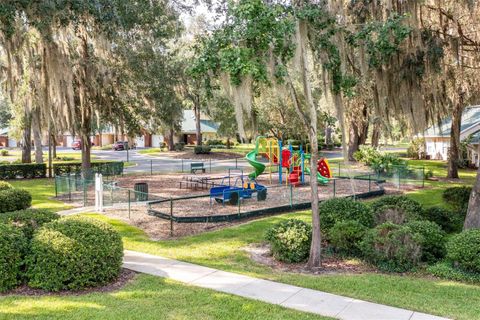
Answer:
xmin=210 ymin=169 xmax=267 ymax=206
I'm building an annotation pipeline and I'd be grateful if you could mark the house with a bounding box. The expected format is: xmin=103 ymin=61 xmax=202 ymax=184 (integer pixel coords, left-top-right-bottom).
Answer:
xmin=175 ymin=110 xmax=219 ymax=145
xmin=0 ymin=128 xmax=17 ymax=148
xmin=423 ymin=105 xmax=480 ymax=166
xmin=56 ymin=110 xmax=220 ymax=148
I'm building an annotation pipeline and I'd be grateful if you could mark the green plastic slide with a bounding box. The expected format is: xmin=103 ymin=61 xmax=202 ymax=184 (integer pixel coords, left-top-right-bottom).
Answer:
xmin=304 ymin=166 xmax=330 ymax=185
xmin=246 ymin=137 xmax=266 ymax=179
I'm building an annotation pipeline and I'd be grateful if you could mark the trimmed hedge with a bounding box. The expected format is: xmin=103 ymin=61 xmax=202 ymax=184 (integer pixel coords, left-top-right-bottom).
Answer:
xmin=360 ymin=222 xmax=423 ymax=272
xmin=329 ymin=220 xmax=367 ymax=255
xmin=0 ymin=209 xmax=60 ymax=240
xmin=319 ymin=198 xmax=374 ymax=234
xmin=370 ymin=195 xmax=423 ymax=224
xmin=0 ymin=181 xmax=13 ymax=191
xmin=443 ymin=186 xmax=471 ymax=212
xmin=265 ymin=219 xmax=312 ymax=263
xmin=26 ymin=216 xmax=123 ymax=291
xmin=0 ymin=223 xmax=27 ymax=292
xmin=446 ymin=229 xmax=480 ymax=274
xmin=194 ymin=145 xmax=212 ymax=154
xmin=53 ymin=161 xmax=124 ymax=176
xmin=0 ymin=163 xmax=47 ymax=179
xmin=423 ymin=206 xmax=464 ymax=233
xmin=0 ymin=189 xmax=32 ymax=213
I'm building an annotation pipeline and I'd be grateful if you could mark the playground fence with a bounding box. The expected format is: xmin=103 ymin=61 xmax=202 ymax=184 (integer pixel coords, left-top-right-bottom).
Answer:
xmin=334 ymin=162 xmax=426 ymax=188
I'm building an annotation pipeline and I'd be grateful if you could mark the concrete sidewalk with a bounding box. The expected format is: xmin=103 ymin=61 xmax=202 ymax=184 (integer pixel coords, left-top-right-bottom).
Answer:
xmin=123 ymin=250 xmax=449 ymax=320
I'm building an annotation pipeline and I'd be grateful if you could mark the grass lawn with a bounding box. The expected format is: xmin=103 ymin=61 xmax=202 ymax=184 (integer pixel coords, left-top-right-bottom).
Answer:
xmin=0 ymin=275 xmax=330 ymax=320
xmin=86 ymin=211 xmax=480 ymax=320
xmin=9 ymin=179 xmax=71 ymax=212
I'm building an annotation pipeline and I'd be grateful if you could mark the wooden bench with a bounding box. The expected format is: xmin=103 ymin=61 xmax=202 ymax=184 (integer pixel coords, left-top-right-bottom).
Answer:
xmin=190 ymin=162 xmax=206 ymax=174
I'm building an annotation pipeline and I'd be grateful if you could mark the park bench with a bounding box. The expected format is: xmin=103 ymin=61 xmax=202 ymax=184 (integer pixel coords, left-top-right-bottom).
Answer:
xmin=190 ymin=162 xmax=206 ymax=174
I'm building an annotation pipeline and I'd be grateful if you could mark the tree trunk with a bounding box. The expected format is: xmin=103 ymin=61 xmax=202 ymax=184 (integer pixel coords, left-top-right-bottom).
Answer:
xmin=464 ymin=143 xmax=480 ymax=229
xmin=194 ymin=102 xmax=202 ymax=146
xmin=447 ymin=100 xmax=463 ymax=179
xmin=371 ymin=121 xmax=381 ymax=148
xmin=325 ymin=127 xmax=332 ymax=147
xmin=168 ymin=128 xmax=175 ymax=151
xmin=348 ymin=122 xmax=360 ymax=162
xmin=52 ymin=135 xmax=57 ymax=158
xmin=32 ymin=108 xmax=43 ymax=164
xmin=21 ymin=113 xmax=32 ymax=163
xmin=81 ymin=131 xmax=92 ymax=175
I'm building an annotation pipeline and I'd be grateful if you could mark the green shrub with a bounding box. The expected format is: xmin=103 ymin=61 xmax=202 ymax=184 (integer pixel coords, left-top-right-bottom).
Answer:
xmin=360 ymin=222 xmax=423 ymax=272
xmin=53 ymin=161 xmax=124 ymax=176
xmin=0 ymin=163 xmax=47 ymax=179
xmin=427 ymin=261 xmax=480 ymax=284
xmin=0 ymin=189 xmax=32 ymax=213
xmin=423 ymin=206 xmax=464 ymax=233
xmin=194 ymin=145 xmax=212 ymax=154
xmin=446 ymin=229 xmax=480 ymax=273
xmin=0 ymin=209 xmax=60 ymax=240
xmin=319 ymin=198 xmax=374 ymax=234
xmin=329 ymin=220 xmax=367 ymax=255
xmin=353 ymin=146 xmax=406 ymax=173
xmin=26 ymin=216 xmax=123 ymax=291
xmin=0 ymin=223 xmax=27 ymax=292
xmin=265 ymin=219 xmax=312 ymax=263
xmin=174 ymin=142 xmax=185 ymax=151
xmin=206 ymin=139 xmax=225 ymax=146
xmin=404 ymin=220 xmax=446 ymax=263
xmin=0 ymin=149 xmax=8 ymax=156
xmin=371 ymin=195 xmax=423 ymax=224
xmin=0 ymin=181 xmax=13 ymax=191
xmin=443 ymin=186 xmax=471 ymax=212
xmin=406 ymin=138 xmax=425 ymax=160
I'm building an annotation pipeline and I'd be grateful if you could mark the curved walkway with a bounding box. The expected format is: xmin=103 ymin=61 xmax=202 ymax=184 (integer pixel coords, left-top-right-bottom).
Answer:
xmin=123 ymin=250 xmax=449 ymax=320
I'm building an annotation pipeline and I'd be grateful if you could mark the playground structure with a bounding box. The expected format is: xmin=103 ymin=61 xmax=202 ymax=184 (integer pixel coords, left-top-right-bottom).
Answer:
xmin=245 ymin=136 xmax=332 ymax=187
xmin=209 ymin=169 xmax=267 ymax=206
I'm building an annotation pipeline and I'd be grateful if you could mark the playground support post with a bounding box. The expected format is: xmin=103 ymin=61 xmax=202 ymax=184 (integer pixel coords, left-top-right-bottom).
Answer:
xmin=278 ymin=140 xmax=283 ymax=184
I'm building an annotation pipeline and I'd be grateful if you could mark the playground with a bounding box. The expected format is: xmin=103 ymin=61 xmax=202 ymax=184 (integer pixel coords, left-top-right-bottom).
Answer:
xmin=97 ymin=136 xmax=385 ymax=238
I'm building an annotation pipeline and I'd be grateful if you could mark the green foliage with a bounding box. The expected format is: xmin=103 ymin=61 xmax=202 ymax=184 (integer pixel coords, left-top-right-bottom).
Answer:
xmin=360 ymin=222 xmax=423 ymax=272
xmin=0 ymin=209 xmax=60 ymax=240
xmin=443 ymin=186 xmax=471 ymax=212
xmin=0 ymin=189 xmax=32 ymax=213
xmin=353 ymin=146 xmax=406 ymax=173
xmin=194 ymin=146 xmax=212 ymax=154
xmin=407 ymin=138 xmax=426 ymax=160
xmin=0 ymin=163 xmax=47 ymax=179
xmin=0 ymin=149 xmax=8 ymax=156
xmin=265 ymin=219 xmax=312 ymax=263
xmin=427 ymin=261 xmax=480 ymax=284
xmin=0 ymin=181 xmax=13 ymax=191
xmin=404 ymin=220 xmax=445 ymax=263
xmin=319 ymin=198 xmax=374 ymax=233
xmin=206 ymin=139 xmax=225 ymax=146
xmin=370 ymin=195 xmax=423 ymax=224
xmin=174 ymin=142 xmax=185 ymax=151
xmin=329 ymin=220 xmax=367 ymax=255
xmin=350 ymin=14 xmax=411 ymax=68
xmin=52 ymin=162 xmax=124 ymax=176
xmin=423 ymin=206 xmax=464 ymax=233
xmin=0 ymin=223 xmax=26 ymax=292
xmin=446 ymin=230 xmax=480 ymax=274
xmin=26 ymin=216 xmax=123 ymax=291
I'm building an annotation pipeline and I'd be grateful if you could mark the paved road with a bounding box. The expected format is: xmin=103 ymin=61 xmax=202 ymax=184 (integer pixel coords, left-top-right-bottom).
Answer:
xmin=53 ymin=146 xmax=406 ymax=175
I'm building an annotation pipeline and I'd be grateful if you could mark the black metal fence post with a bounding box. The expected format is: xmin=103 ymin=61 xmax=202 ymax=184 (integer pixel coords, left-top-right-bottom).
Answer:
xmin=170 ymin=198 xmax=174 ymax=237
xmin=150 ymin=159 xmax=153 ymax=175
xmin=128 ymin=190 xmax=131 ymax=219
xmin=333 ymin=179 xmax=336 ymax=198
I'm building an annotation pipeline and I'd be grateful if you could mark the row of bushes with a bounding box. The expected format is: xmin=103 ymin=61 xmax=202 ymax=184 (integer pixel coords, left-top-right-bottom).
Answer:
xmin=266 ymin=191 xmax=472 ymax=276
xmin=0 ymin=210 xmax=123 ymax=292
xmin=0 ymin=182 xmax=32 ymax=214
xmin=194 ymin=146 xmax=212 ymax=154
xmin=353 ymin=146 xmax=407 ymax=174
xmin=0 ymin=163 xmax=47 ymax=179
xmin=53 ymin=161 xmax=124 ymax=176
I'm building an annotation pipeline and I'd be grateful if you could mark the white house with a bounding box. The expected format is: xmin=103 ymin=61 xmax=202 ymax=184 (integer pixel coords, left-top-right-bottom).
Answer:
xmin=423 ymin=106 xmax=480 ymax=166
